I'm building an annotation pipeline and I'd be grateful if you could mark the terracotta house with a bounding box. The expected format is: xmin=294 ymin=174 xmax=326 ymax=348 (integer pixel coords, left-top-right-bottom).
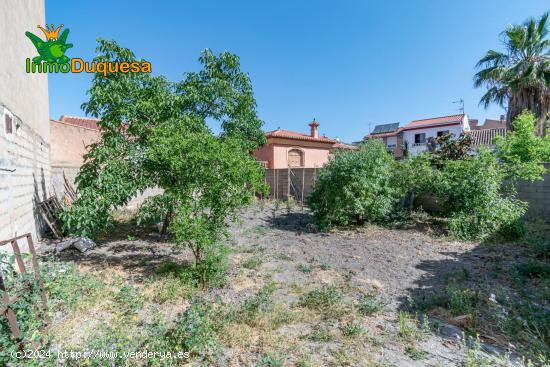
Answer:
xmin=253 ymin=120 xmax=354 ymax=169
xmin=49 ymin=115 xmax=101 ymax=197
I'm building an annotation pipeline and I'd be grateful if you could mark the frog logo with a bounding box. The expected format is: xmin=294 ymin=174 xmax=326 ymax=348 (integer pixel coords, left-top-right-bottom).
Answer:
xmin=25 ymin=24 xmax=73 ymax=65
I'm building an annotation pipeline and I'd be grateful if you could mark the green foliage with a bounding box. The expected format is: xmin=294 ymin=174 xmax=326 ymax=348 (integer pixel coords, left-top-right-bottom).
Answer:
xmin=300 ymin=286 xmax=342 ymax=312
xmin=242 ymin=256 xmax=263 ymax=270
xmin=437 ymin=149 xmax=527 ymax=240
xmin=394 ymin=153 xmax=436 ymax=197
xmin=258 ymin=354 xmax=283 ymax=367
xmin=515 ymin=261 xmax=550 ymax=279
xmin=167 ymin=298 xmax=225 ymax=357
xmin=340 ymin=321 xmax=363 ymax=337
xmin=306 ymin=325 xmax=332 ymax=342
xmin=308 ymin=139 xmax=401 ymax=230
xmin=357 ymin=293 xmax=384 ymax=316
xmin=445 ymin=286 xmax=479 ymax=316
xmin=474 ymin=12 xmax=550 ymax=136
xmin=136 ymin=193 xmax=177 ymax=228
xmin=494 ymin=110 xmax=550 ymax=182
xmin=427 ymin=133 xmax=474 ymax=167
xmin=239 ymin=282 xmax=276 ymax=323
xmin=62 ymin=40 xmax=266 ymax=285
xmin=405 ymin=346 xmax=428 ymax=361
xmin=297 ymin=263 xmax=312 ymax=273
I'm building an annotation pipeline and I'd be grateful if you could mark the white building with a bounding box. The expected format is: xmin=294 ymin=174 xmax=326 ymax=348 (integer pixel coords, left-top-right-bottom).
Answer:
xmin=0 ymin=0 xmax=50 ymax=248
xmin=365 ymin=114 xmax=470 ymax=158
xmin=401 ymin=114 xmax=470 ymax=156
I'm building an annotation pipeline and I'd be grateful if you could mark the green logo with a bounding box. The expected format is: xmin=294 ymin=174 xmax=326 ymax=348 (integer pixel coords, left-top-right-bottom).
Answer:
xmin=25 ymin=24 xmax=73 ymax=65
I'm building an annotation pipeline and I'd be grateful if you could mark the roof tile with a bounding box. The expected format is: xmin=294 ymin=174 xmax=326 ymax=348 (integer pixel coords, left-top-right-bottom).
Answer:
xmin=266 ymin=129 xmax=336 ymax=143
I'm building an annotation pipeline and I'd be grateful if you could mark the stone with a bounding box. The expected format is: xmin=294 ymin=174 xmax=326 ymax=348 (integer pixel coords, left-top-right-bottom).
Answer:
xmin=55 ymin=237 xmax=97 ymax=253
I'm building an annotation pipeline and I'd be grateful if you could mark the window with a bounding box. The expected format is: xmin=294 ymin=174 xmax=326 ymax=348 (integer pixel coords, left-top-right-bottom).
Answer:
xmin=414 ymin=133 xmax=426 ymax=144
xmin=437 ymin=130 xmax=450 ymax=137
xmin=5 ymin=112 xmax=13 ymax=134
xmin=287 ymin=149 xmax=304 ymax=167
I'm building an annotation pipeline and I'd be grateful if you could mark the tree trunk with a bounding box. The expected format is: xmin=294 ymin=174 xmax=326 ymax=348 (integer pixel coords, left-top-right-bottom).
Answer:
xmin=160 ymin=209 xmax=173 ymax=238
xmin=507 ymin=87 xmax=550 ymax=136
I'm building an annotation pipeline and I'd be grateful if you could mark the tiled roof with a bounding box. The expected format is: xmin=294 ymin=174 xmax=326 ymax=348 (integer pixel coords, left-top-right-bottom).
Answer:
xmin=371 ymin=123 xmax=400 ymax=135
xmin=333 ymin=142 xmax=357 ymax=150
xmin=266 ymin=129 xmax=336 ymax=143
xmin=469 ymin=128 xmax=506 ymax=147
xmin=56 ymin=115 xmax=100 ymax=130
xmin=403 ymin=114 xmax=465 ymax=130
xmin=480 ymin=118 xmax=506 ymax=130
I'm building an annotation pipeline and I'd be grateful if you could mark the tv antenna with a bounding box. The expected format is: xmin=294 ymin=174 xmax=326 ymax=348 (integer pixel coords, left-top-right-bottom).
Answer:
xmin=453 ymin=99 xmax=464 ymax=114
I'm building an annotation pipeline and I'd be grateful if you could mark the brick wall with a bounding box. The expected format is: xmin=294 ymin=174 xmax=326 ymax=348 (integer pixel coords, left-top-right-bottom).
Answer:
xmin=516 ymin=163 xmax=550 ymax=220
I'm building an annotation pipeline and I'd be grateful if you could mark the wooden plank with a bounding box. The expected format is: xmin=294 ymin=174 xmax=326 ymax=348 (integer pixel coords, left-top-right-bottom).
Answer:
xmin=10 ymin=240 xmax=26 ymax=274
xmin=26 ymin=234 xmax=50 ymax=325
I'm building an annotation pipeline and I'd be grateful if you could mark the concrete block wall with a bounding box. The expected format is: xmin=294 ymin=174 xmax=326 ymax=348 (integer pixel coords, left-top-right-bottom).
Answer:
xmin=516 ymin=163 xmax=550 ymax=220
xmin=0 ymin=0 xmax=50 ymax=251
xmin=0 ymin=108 xmax=51 ymax=251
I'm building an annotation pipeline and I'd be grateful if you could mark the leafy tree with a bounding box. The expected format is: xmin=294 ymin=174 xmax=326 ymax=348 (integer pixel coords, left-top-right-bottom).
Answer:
xmin=474 ymin=12 xmax=550 ymax=136
xmin=62 ymin=40 xmax=266 ymax=285
xmin=494 ymin=110 xmax=550 ymax=182
xmin=307 ymin=139 xmax=400 ymax=230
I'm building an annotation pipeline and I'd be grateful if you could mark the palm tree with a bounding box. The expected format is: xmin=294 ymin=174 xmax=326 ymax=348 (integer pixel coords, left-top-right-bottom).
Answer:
xmin=474 ymin=12 xmax=550 ymax=136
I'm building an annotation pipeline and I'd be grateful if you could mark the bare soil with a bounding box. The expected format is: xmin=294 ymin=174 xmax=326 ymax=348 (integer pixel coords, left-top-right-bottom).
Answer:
xmin=42 ymin=203 xmax=543 ymax=366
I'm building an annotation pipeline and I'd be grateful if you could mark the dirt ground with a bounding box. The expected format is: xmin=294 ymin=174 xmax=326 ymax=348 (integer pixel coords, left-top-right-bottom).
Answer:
xmin=42 ymin=203 xmax=545 ymax=366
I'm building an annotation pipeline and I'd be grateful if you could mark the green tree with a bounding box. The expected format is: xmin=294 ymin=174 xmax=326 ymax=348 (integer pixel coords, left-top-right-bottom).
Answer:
xmin=62 ymin=40 xmax=266 ymax=285
xmin=307 ymin=139 xmax=400 ymax=230
xmin=474 ymin=12 xmax=550 ymax=136
xmin=494 ymin=110 xmax=550 ymax=182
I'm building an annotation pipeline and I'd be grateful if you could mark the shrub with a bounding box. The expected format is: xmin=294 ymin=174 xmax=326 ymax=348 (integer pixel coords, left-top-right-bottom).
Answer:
xmin=437 ymin=149 xmax=527 ymax=240
xmin=308 ymin=139 xmax=401 ymax=230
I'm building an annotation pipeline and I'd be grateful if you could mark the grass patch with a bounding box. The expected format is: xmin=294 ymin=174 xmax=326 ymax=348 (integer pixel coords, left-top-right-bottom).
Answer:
xmin=242 ymin=256 xmax=263 ymax=270
xmin=340 ymin=320 xmax=363 ymax=337
xmin=405 ymin=346 xmax=428 ymax=360
xmin=357 ymin=293 xmax=384 ymax=316
xmin=300 ymin=286 xmax=342 ymax=310
xmin=239 ymin=282 xmax=277 ymax=323
xmin=305 ymin=324 xmax=332 ymax=342
xmin=397 ymin=312 xmax=429 ymax=343
xmin=297 ymin=264 xmax=312 ymax=273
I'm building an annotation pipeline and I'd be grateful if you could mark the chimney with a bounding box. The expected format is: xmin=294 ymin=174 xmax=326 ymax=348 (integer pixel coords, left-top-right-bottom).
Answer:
xmin=500 ymin=115 xmax=505 ymax=124
xmin=309 ymin=118 xmax=319 ymax=138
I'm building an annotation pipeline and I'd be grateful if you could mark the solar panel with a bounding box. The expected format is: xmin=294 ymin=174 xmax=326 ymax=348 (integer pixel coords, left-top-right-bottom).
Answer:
xmin=371 ymin=123 xmax=399 ymax=134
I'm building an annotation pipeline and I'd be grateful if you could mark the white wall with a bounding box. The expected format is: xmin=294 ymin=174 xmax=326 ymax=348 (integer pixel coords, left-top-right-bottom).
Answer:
xmin=386 ymin=136 xmax=397 ymax=149
xmin=0 ymin=0 xmax=50 ymax=250
xmin=403 ymin=124 xmax=463 ymax=156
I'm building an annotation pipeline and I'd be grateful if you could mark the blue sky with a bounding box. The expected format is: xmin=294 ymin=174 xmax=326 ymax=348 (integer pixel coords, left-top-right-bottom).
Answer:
xmin=46 ymin=0 xmax=549 ymax=143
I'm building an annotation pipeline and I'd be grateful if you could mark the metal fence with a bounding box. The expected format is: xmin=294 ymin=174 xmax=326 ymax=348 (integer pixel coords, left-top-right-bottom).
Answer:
xmin=264 ymin=168 xmax=320 ymax=202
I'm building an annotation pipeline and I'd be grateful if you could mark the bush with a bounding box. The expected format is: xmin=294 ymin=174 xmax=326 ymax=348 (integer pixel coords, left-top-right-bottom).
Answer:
xmin=437 ymin=149 xmax=527 ymax=240
xmin=308 ymin=139 xmax=401 ymax=230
